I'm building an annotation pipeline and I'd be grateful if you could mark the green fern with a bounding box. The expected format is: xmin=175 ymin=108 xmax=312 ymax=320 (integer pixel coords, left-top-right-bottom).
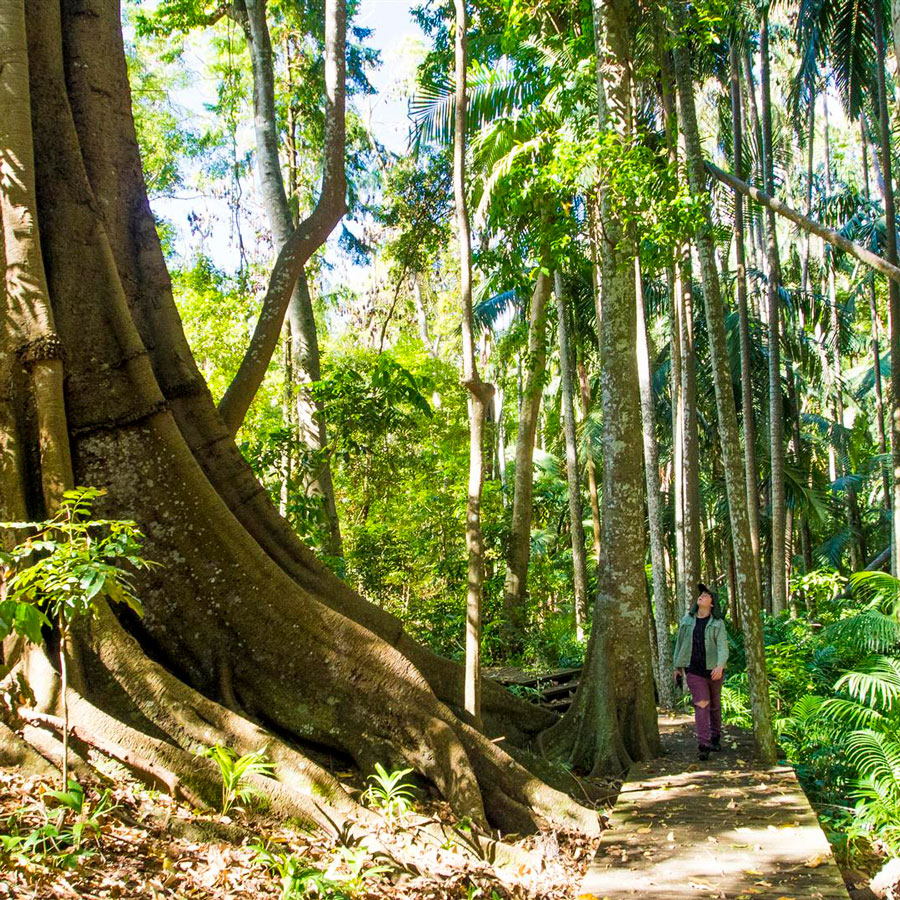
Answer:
xmin=845 ymin=729 xmax=900 ymax=854
xmin=835 ymin=656 xmax=900 ymax=710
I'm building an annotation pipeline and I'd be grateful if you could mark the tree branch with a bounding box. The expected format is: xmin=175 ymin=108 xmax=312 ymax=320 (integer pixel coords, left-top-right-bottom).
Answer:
xmin=217 ymin=0 xmax=346 ymax=435
xmin=705 ymin=161 xmax=900 ymax=284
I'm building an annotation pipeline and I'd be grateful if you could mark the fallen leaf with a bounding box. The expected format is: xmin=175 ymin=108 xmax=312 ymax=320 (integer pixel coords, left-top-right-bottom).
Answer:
xmin=804 ymin=854 xmax=827 ymax=868
xmin=744 ymin=870 xmax=764 ymax=876
xmin=636 ymin=826 xmax=652 ymax=834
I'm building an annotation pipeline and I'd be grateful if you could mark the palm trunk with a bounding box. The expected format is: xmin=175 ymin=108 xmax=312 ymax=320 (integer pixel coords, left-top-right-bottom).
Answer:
xmin=678 ymin=252 xmax=702 ymax=604
xmin=673 ymin=20 xmax=777 ymax=764
xmin=862 ymin=126 xmax=892 ymax=516
xmin=577 ymin=361 xmax=603 ymax=561
xmin=730 ymin=42 xmax=761 ymax=593
xmin=635 ymin=261 xmax=675 ymax=707
xmin=554 ymin=272 xmax=590 ymax=641
xmin=872 ymin=0 xmax=900 ymax=576
xmin=760 ymin=9 xmax=786 ymax=614
xmin=657 ymin=37 xmax=687 ymax=615
xmin=502 ymin=267 xmax=551 ymax=650
xmin=801 ymin=98 xmax=816 ymax=295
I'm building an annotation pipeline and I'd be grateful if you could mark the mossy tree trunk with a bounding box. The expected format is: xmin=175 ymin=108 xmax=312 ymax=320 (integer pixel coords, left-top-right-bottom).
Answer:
xmin=540 ymin=0 xmax=661 ymax=775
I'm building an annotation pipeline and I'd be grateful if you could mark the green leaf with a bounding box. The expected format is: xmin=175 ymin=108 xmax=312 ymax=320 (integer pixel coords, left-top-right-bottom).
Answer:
xmin=13 ymin=603 xmax=50 ymax=644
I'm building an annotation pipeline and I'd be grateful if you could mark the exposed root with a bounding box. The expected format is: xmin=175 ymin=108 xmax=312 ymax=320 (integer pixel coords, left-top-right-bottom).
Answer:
xmin=18 ymin=708 xmax=208 ymax=809
xmin=19 ymin=724 xmax=97 ymax=782
xmin=0 ymin=719 xmax=57 ymax=776
xmin=85 ymin=603 xmax=361 ymax=818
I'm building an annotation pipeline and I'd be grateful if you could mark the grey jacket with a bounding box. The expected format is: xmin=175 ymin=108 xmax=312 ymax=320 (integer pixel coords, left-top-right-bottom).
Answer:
xmin=672 ymin=613 xmax=729 ymax=670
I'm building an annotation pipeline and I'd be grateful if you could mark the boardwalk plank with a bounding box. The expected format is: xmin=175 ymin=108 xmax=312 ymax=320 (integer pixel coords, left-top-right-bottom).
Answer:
xmin=579 ymin=715 xmax=849 ymax=900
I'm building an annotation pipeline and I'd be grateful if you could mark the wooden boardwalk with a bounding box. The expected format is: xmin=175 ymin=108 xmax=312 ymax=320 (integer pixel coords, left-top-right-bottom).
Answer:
xmin=579 ymin=715 xmax=850 ymax=900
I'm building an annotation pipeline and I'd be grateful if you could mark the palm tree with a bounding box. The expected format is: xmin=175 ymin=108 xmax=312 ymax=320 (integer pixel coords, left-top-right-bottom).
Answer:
xmin=672 ymin=1 xmax=777 ymax=764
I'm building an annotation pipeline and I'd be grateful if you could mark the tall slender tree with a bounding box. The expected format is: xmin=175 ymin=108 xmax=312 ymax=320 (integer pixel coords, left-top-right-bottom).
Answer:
xmin=730 ymin=40 xmax=761 ymax=593
xmin=235 ymin=0 xmax=343 ymax=556
xmin=759 ymin=6 xmax=787 ymax=614
xmin=554 ymin=272 xmax=590 ymax=640
xmin=672 ymin=9 xmax=777 ymax=763
xmin=453 ymin=0 xmax=493 ymax=722
xmin=635 ymin=261 xmax=676 ymax=706
xmin=503 ymin=267 xmax=551 ymax=650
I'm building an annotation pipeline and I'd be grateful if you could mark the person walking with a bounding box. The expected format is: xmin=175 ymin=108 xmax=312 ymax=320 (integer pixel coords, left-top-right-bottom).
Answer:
xmin=673 ymin=583 xmax=729 ymax=760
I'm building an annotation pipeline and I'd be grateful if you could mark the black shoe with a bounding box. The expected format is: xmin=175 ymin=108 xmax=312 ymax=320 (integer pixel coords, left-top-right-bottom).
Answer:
xmin=698 ymin=746 xmax=711 ymax=761
xmin=711 ymin=736 xmax=722 ymax=752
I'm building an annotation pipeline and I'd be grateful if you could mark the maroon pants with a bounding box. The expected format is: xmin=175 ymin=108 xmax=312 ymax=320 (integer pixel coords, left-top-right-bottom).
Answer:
xmin=686 ymin=672 xmax=722 ymax=747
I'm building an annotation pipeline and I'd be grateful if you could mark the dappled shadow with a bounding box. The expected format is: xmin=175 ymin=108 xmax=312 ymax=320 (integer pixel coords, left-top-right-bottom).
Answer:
xmin=580 ymin=717 xmax=849 ymax=899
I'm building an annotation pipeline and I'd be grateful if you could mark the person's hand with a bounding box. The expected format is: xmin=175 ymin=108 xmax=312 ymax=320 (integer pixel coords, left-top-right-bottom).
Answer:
xmin=673 ymin=668 xmax=683 ymax=681
xmin=711 ymin=666 xmax=724 ymax=681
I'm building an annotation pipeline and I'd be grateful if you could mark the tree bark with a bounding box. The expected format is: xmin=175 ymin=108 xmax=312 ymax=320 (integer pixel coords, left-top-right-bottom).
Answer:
xmin=730 ymin=41 xmax=761 ymax=596
xmin=672 ymin=18 xmax=777 ymax=764
xmin=0 ymin=0 xmax=600 ymax=839
xmin=502 ymin=268 xmax=551 ymax=650
xmin=872 ymin=0 xmax=900 ymax=576
xmin=540 ymin=0 xmax=660 ymax=774
xmin=760 ymin=9 xmax=786 ymax=614
xmin=229 ymin=0 xmax=342 ymax=556
xmin=861 ymin=126 xmax=892 ymax=517
xmin=216 ymin=0 xmax=347 ymax=438
xmin=453 ymin=0 xmax=493 ymax=724
xmin=635 ymin=261 xmax=675 ymax=707
xmin=706 ymin=163 xmax=900 ymax=283
xmin=678 ymin=251 xmax=702 ymax=606
xmin=0 ymin=0 xmax=73 ymax=514
xmin=577 ymin=362 xmax=602 ymax=563
xmin=554 ymin=272 xmax=590 ymax=641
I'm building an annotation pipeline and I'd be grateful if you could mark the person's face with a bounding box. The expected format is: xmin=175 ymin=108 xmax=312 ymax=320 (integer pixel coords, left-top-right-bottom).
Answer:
xmin=697 ymin=591 xmax=713 ymax=615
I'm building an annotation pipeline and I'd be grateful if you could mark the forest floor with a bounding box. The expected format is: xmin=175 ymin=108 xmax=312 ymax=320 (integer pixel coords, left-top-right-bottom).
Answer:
xmin=0 ymin=762 xmax=612 ymax=900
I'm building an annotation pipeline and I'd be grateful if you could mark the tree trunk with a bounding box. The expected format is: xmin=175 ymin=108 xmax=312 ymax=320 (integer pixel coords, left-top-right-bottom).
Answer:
xmin=540 ymin=0 xmax=661 ymax=775
xmin=232 ymin=0 xmax=343 ymax=556
xmin=0 ymin=0 xmax=73 ymax=514
xmin=554 ymin=272 xmax=590 ymax=641
xmin=760 ymin=10 xmax=786 ymax=615
xmin=678 ymin=252 xmax=702 ymax=605
xmin=862 ymin=126 xmax=892 ymax=517
xmin=635 ymin=262 xmax=676 ymax=707
xmin=454 ymin=0 xmax=494 ymax=724
xmin=216 ymin=0 xmax=347 ymax=438
xmin=672 ymin=19 xmax=777 ymax=764
xmin=872 ymin=0 xmax=900 ymax=577
xmin=706 ymin=162 xmax=900 ymax=283
xmin=801 ymin=97 xmax=816 ymax=296
xmin=0 ymin=0 xmax=601 ymax=840
xmin=657 ymin=32 xmax=686 ymax=616
xmin=577 ymin=361 xmax=603 ymax=562
xmin=730 ymin=41 xmax=761 ymax=594
xmin=502 ymin=268 xmax=551 ymax=651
